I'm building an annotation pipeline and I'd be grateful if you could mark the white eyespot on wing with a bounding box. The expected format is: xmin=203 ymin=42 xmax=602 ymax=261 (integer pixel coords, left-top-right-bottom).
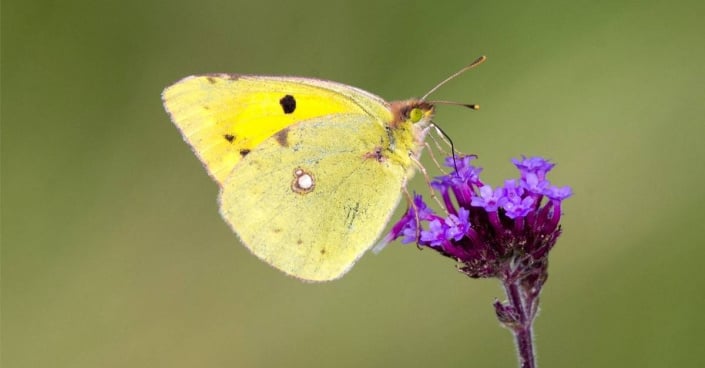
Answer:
xmin=291 ymin=167 xmax=315 ymax=194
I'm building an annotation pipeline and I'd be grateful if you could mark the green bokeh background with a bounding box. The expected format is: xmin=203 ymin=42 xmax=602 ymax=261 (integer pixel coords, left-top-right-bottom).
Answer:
xmin=3 ymin=0 xmax=704 ymax=367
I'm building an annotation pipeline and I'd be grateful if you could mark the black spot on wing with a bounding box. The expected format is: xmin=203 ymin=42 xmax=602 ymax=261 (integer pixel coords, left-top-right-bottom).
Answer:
xmin=279 ymin=95 xmax=296 ymax=114
xmin=240 ymin=149 xmax=251 ymax=157
xmin=224 ymin=134 xmax=235 ymax=143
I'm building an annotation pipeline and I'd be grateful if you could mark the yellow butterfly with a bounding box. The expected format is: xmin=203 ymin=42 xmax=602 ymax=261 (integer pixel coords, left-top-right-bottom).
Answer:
xmin=162 ymin=56 xmax=485 ymax=282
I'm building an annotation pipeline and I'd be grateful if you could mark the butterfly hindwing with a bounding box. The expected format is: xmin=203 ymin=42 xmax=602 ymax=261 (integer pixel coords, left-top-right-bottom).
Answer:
xmin=219 ymin=114 xmax=407 ymax=281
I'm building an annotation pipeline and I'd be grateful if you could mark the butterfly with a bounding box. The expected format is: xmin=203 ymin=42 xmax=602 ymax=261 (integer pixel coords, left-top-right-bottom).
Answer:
xmin=161 ymin=56 xmax=484 ymax=281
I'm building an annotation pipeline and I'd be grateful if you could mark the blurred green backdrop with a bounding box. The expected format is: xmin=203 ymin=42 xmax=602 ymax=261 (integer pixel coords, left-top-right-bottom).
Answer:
xmin=3 ymin=0 xmax=704 ymax=367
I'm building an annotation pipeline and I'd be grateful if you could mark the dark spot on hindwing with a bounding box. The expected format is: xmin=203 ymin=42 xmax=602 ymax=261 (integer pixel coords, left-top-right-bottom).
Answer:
xmin=240 ymin=149 xmax=251 ymax=157
xmin=279 ymin=95 xmax=296 ymax=114
xmin=224 ymin=134 xmax=235 ymax=143
xmin=207 ymin=77 xmax=217 ymax=84
xmin=363 ymin=146 xmax=386 ymax=163
xmin=320 ymin=248 xmax=326 ymax=255
xmin=275 ymin=128 xmax=289 ymax=147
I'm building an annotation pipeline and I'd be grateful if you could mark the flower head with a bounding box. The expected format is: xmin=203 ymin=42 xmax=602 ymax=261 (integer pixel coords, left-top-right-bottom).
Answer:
xmin=387 ymin=155 xmax=572 ymax=280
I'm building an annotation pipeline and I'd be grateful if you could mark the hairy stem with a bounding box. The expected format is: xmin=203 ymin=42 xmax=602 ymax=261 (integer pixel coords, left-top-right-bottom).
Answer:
xmin=504 ymin=280 xmax=537 ymax=368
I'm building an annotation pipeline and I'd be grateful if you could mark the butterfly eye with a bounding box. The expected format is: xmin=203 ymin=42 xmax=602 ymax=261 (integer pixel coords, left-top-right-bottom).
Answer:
xmin=409 ymin=107 xmax=423 ymax=123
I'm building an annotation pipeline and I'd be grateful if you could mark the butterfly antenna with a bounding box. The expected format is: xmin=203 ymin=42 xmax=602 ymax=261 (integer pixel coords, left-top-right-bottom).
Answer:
xmin=427 ymin=100 xmax=480 ymax=111
xmin=421 ymin=55 xmax=486 ymax=101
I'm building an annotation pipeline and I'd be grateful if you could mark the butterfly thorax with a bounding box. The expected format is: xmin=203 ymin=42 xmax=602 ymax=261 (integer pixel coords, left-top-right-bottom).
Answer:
xmin=385 ymin=100 xmax=435 ymax=170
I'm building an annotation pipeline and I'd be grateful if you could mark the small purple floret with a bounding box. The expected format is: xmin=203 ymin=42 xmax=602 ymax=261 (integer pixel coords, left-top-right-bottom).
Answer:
xmin=444 ymin=208 xmax=471 ymax=241
xmin=544 ymin=185 xmax=573 ymax=200
xmin=502 ymin=196 xmax=534 ymax=219
xmin=471 ymin=185 xmax=504 ymax=212
xmin=420 ymin=219 xmax=446 ymax=247
xmin=512 ymin=155 xmax=555 ymax=180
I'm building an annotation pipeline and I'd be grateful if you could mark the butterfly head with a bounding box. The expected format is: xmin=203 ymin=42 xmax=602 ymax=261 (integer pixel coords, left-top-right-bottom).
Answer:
xmin=389 ymin=100 xmax=435 ymax=130
xmin=388 ymin=56 xmax=486 ymax=132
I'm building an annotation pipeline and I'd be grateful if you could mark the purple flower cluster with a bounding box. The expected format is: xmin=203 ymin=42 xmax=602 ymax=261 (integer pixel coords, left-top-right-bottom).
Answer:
xmin=385 ymin=156 xmax=572 ymax=281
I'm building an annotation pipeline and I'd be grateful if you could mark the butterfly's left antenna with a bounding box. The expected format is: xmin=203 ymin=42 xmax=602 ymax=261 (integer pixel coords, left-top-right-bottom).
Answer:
xmin=421 ymin=55 xmax=487 ymax=102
